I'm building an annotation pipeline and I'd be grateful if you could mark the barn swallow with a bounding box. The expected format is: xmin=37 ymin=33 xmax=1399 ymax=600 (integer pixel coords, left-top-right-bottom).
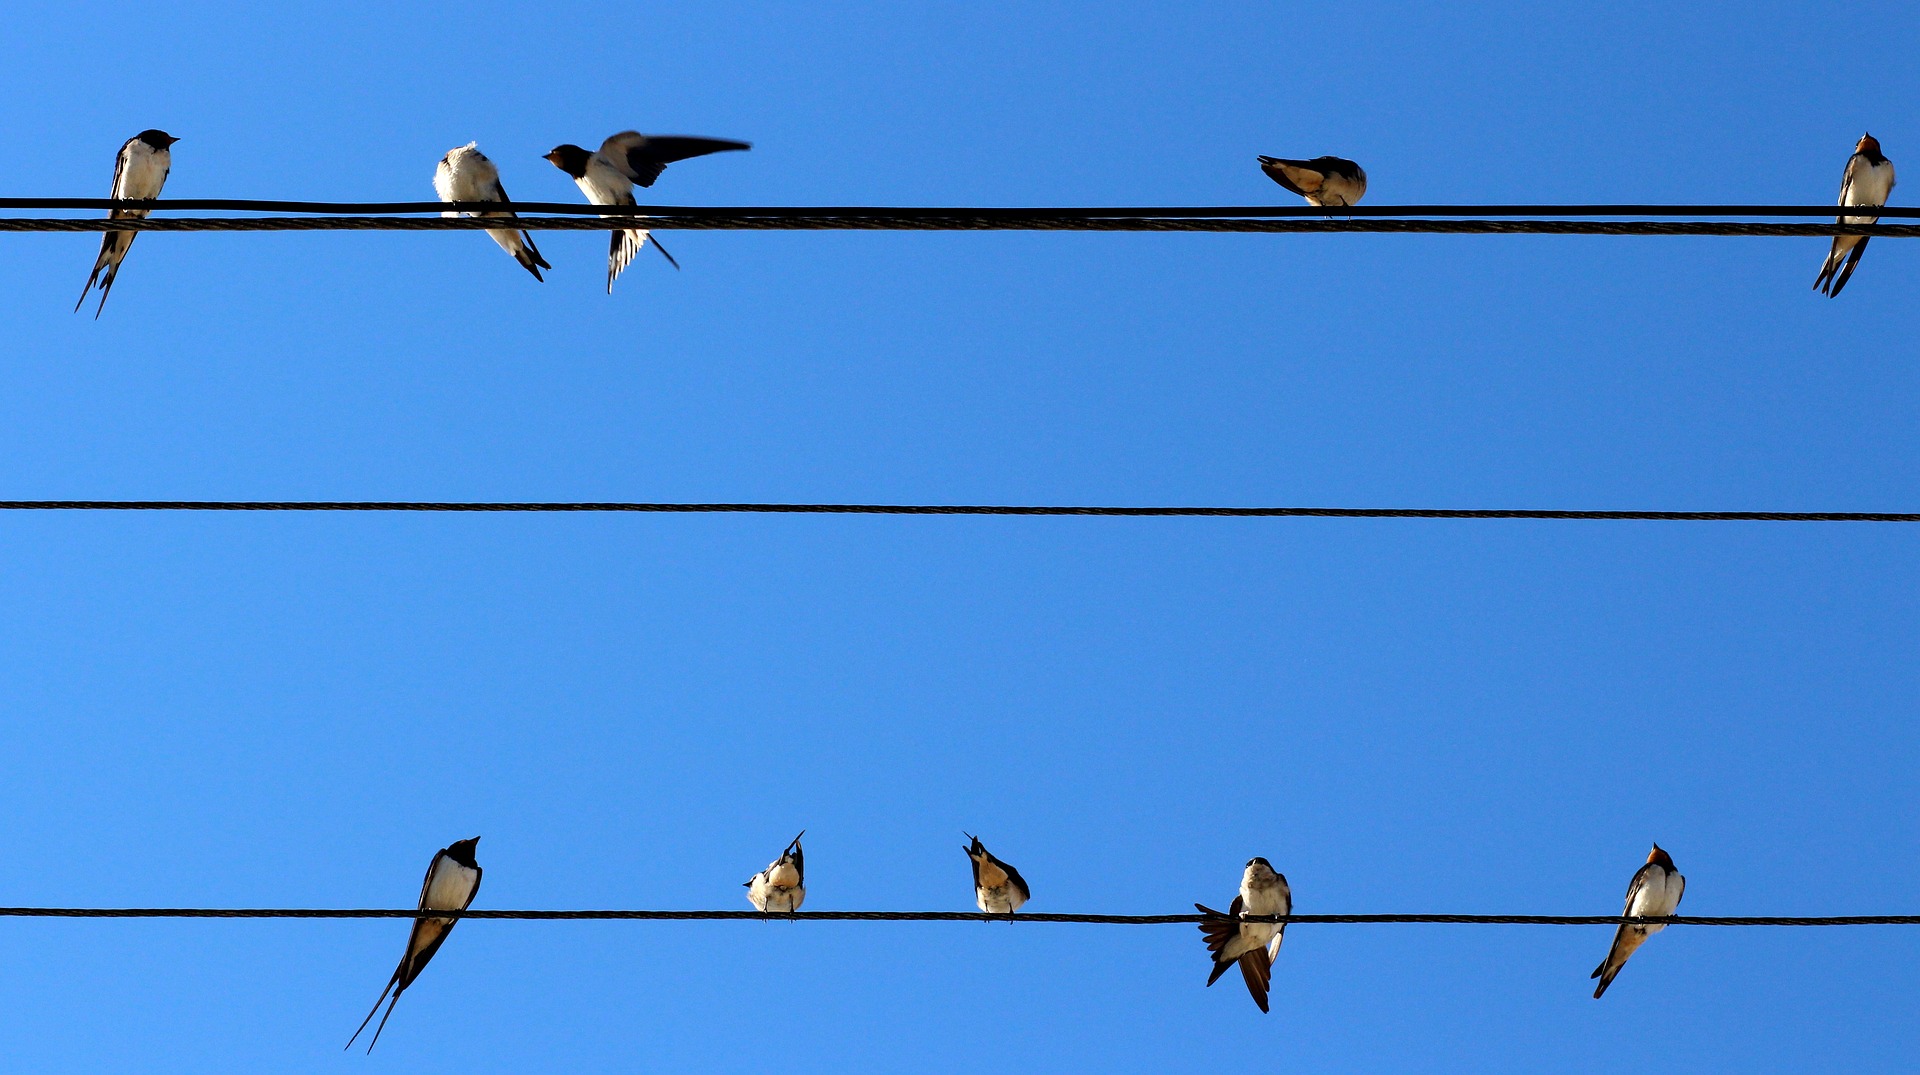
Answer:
xmin=542 ymin=131 xmax=750 ymax=290
xmin=745 ymin=831 xmax=806 ymax=913
xmin=1195 ymin=857 xmax=1290 ymax=1013
xmin=1591 ymin=843 xmax=1685 ymax=998
xmin=1258 ymin=154 xmax=1367 ymax=207
xmin=1814 ymin=133 xmax=1896 ymax=297
xmin=963 ymin=833 xmax=1031 ymax=915
xmin=433 ymin=143 xmax=551 ymax=281
xmin=74 ymin=129 xmax=178 ymax=318
xmin=345 ymin=837 xmax=484 ymax=1053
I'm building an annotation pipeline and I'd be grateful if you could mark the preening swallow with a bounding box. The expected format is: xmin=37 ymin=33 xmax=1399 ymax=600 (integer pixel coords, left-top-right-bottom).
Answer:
xmin=345 ymin=837 xmax=484 ymax=1053
xmin=433 ymin=143 xmax=551 ymax=281
xmin=1196 ymin=857 xmax=1290 ymax=1013
xmin=1258 ymin=154 xmax=1367 ymax=207
xmin=745 ymin=831 xmax=806 ymax=913
xmin=963 ymin=834 xmax=1031 ymax=915
xmin=1591 ymin=843 xmax=1685 ymax=999
xmin=1814 ymin=133 xmax=1896 ymax=297
xmin=542 ymin=130 xmax=751 ymax=291
xmin=75 ymin=129 xmax=178 ymax=318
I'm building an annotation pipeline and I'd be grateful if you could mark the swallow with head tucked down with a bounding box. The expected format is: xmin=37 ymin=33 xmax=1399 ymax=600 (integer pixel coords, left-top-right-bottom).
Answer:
xmin=1258 ymin=154 xmax=1367 ymax=207
xmin=75 ymin=129 xmax=179 ymax=318
xmin=1196 ymin=857 xmax=1290 ymax=1013
xmin=745 ymin=831 xmax=806 ymax=913
xmin=543 ymin=131 xmax=751 ymax=291
xmin=963 ymin=834 xmax=1030 ymax=916
xmin=1814 ymin=133 xmax=1895 ymax=297
xmin=1591 ymin=844 xmax=1685 ymax=998
xmin=433 ymin=143 xmax=551 ymax=281
xmin=345 ymin=837 xmax=483 ymax=1053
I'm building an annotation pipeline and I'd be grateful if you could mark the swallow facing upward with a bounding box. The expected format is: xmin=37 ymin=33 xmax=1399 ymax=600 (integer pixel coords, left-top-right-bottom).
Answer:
xmin=75 ymin=129 xmax=178 ymax=318
xmin=963 ymin=834 xmax=1031 ymax=915
xmin=1814 ymin=133 xmax=1896 ymax=297
xmin=433 ymin=143 xmax=551 ymax=281
xmin=745 ymin=832 xmax=806 ymax=913
xmin=346 ymin=837 xmax=484 ymax=1053
xmin=1196 ymin=857 xmax=1291 ymax=1013
xmin=542 ymin=131 xmax=751 ymax=291
xmin=1591 ymin=844 xmax=1685 ymax=999
xmin=1258 ymin=155 xmax=1367 ymax=207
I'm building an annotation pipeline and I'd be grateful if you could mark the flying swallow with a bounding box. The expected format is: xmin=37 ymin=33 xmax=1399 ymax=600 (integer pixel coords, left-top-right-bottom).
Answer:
xmin=1258 ymin=154 xmax=1367 ymax=207
xmin=1195 ymin=857 xmax=1290 ymax=1013
xmin=745 ymin=831 xmax=806 ymax=913
xmin=1813 ymin=133 xmax=1896 ymax=297
xmin=1591 ymin=843 xmax=1685 ymax=999
xmin=542 ymin=131 xmax=751 ymax=291
xmin=75 ymin=129 xmax=178 ymax=318
xmin=345 ymin=837 xmax=484 ymax=1053
xmin=963 ymin=833 xmax=1031 ymax=916
xmin=433 ymin=143 xmax=551 ymax=281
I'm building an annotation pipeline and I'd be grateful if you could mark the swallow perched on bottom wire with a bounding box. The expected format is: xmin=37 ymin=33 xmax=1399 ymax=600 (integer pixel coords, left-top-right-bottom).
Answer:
xmin=1591 ymin=843 xmax=1685 ymax=998
xmin=963 ymin=834 xmax=1031 ymax=916
xmin=1196 ymin=857 xmax=1290 ymax=1013
xmin=345 ymin=837 xmax=483 ymax=1053
xmin=75 ymin=129 xmax=178 ymax=318
xmin=745 ymin=832 xmax=806 ymax=913
xmin=1813 ymin=133 xmax=1895 ymax=297
xmin=433 ymin=143 xmax=551 ymax=281
xmin=1258 ymin=155 xmax=1367 ymax=207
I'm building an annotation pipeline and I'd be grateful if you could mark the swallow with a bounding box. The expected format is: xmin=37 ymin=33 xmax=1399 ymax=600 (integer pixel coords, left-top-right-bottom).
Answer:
xmin=1813 ymin=133 xmax=1896 ymax=297
xmin=1258 ymin=154 xmax=1367 ymax=207
xmin=1195 ymin=857 xmax=1290 ymax=1013
xmin=542 ymin=131 xmax=751 ymax=291
xmin=345 ymin=837 xmax=483 ymax=1053
xmin=433 ymin=143 xmax=551 ymax=281
xmin=1591 ymin=843 xmax=1685 ymax=998
xmin=963 ymin=833 xmax=1031 ymax=915
xmin=745 ymin=831 xmax=806 ymax=913
xmin=74 ymin=129 xmax=179 ymax=318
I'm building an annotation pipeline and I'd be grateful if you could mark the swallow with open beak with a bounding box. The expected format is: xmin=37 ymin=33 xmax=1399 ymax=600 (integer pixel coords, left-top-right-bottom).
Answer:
xmin=543 ymin=130 xmax=750 ymax=290
xmin=345 ymin=837 xmax=483 ymax=1053
xmin=963 ymin=834 xmax=1031 ymax=915
xmin=1814 ymin=133 xmax=1895 ymax=297
xmin=433 ymin=143 xmax=551 ymax=281
xmin=1196 ymin=857 xmax=1290 ymax=1013
xmin=745 ymin=831 xmax=806 ymax=913
xmin=1591 ymin=843 xmax=1685 ymax=998
xmin=75 ymin=129 xmax=178 ymax=318
xmin=1258 ymin=154 xmax=1367 ymax=207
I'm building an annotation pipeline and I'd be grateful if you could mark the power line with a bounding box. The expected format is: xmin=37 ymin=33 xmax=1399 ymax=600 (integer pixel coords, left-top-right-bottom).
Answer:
xmin=0 ymin=501 xmax=1911 ymax=522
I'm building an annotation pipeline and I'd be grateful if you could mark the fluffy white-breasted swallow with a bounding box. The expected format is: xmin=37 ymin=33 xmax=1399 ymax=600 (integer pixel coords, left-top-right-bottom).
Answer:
xmin=1258 ymin=155 xmax=1367 ymax=207
xmin=1196 ymin=857 xmax=1290 ymax=1013
xmin=745 ymin=831 xmax=806 ymax=913
xmin=1814 ymin=133 xmax=1895 ymax=297
xmin=75 ymin=129 xmax=178 ymax=318
xmin=963 ymin=833 xmax=1031 ymax=915
xmin=433 ymin=143 xmax=551 ymax=281
xmin=1591 ymin=843 xmax=1685 ymax=998
xmin=542 ymin=131 xmax=751 ymax=291
xmin=345 ymin=837 xmax=483 ymax=1053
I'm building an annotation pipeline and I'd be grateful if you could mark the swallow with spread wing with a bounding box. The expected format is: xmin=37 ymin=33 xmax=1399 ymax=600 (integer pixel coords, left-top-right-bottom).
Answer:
xmin=963 ymin=834 xmax=1031 ymax=915
xmin=543 ymin=130 xmax=751 ymax=291
xmin=76 ymin=129 xmax=178 ymax=318
xmin=346 ymin=837 xmax=483 ymax=1053
xmin=745 ymin=831 xmax=806 ymax=913
xmin=1814 ymin=133 xmax=1895 ymax=297
xmin=1258 ymin=154 xmax=1367 ymax=207
xmin=1196 ymin=857 xmax=1290 ymax=1013
xmin=1591 ymin=843 xmax=1685 ymax=998
xmin=434 ymin=143 xmax=551 ymax=281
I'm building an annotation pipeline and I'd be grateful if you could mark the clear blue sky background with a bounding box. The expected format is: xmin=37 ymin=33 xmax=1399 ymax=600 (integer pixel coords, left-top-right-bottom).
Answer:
xmin=0 ymin=1 xmax=1915 ymax=1070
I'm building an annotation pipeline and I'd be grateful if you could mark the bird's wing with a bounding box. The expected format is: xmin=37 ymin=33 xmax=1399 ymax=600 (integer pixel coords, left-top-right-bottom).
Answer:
xmin=1620 ymin=863 xmax=1653 ymax=914
xmin=601 ymin=131 xmax=751 ymax=188
xmin=1001 ymin=859 xmax=1031 ymax=903
xmin=107 ymin=138 xmax=137 ymax=214
xmin=1238 ymin=942 xmax=1272 ymax=1013
xmin=1259 ymin=157 xmax=1324 ymax=198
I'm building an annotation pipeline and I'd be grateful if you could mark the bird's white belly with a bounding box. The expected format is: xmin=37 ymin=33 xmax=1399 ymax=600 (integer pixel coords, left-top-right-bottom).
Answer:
xmin=423 ymin=862 xmax=479 ymax=911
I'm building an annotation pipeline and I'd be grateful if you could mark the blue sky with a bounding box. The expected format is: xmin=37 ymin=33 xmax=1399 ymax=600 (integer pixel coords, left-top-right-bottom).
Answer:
xmin=0 ymin=0 xmax=1915 ymax=1070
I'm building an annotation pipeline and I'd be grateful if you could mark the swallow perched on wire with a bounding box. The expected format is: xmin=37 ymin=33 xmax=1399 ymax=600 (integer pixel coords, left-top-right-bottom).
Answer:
xmin=1258 ymin=154 xmax=1367 ymax=207
xmin=433 ymin=143 xmax=551 ymax=281
xmin=963 ymin=834 xmax=1031 ymax=916
xmin=542 ymin=130 xmax=751 ymax=290
xmin=1813 ymin=133 xmax=1895 ymax=297
xmin=1591 ymin=843 xmax=1685 ymax=998
xmin=1196 ymin=857 xmax=1290 ymax=1013
xmin=745 ymin=831 xmax=806 ymax=913
xmin=75 ymin=129 xmax=178 ymax=318
xmin=345 ymin=837 xmax=484 ymax=1053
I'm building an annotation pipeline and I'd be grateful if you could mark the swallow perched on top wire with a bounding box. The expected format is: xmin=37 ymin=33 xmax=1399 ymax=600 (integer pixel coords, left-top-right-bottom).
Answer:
xmin=345 ymin=837 xmax=483 ymax=1053
xmin=963 ymin=834 xmax=1031 ymax=916
xmin=75 ymin=129 xmax=178 ymax=318
xmin=433 ymin=143 xmax=551 ymax=281
xmin=543 ymin=130 xmax=751 ymax=291
xmin=1196 ymin=857 xmax=1290 ymax=1013
xmin=1258 ymin=154 xmax=1367 ymax=207
xmin=1591 ymin=843 xmax=1686 ymax=998
xmin=745 ymin=831 xmax=806 ymax=913
xmin=1813 ymin=133 xmax=1895 ymax=297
